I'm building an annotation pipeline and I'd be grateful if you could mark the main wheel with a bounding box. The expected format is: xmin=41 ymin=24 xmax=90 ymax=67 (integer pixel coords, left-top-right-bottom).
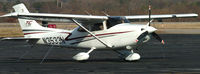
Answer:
xmin=72 ymin=52 xmax=89 ymax=61
xmin=125 ymin=53 xmax=140 ymax=61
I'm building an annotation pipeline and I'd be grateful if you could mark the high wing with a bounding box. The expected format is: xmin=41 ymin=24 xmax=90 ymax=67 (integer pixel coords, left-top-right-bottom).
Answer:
xmin=1 ymin=13 xmax=198 ymax=23
xmin=1 ymin=12 xmax=108 ymax=23
xmin=125 ymin=13 xmax=198 ymax=20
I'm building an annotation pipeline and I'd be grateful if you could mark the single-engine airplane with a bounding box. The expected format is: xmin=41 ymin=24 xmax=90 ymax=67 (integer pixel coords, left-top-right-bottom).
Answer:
xmin=0 ymin=3 xmax=198 ymax=62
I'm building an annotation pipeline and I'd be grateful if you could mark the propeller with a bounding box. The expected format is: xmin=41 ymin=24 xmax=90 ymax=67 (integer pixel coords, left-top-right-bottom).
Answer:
xmin=137 ymin=0 xmax=165 ymax=45
xmin=148 ymin=0 xmax=165 ymax=45
xmin=149 ymin=0 xmax=165 ymax=45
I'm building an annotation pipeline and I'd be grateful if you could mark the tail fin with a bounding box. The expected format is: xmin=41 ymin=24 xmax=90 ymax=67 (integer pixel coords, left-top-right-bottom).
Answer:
xmin=13 ymin=3 xmax=44 ymax=30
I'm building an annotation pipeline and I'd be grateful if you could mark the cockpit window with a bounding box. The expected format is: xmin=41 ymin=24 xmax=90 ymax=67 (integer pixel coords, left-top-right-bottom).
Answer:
xmin=78 ymin=23 xmax=104 ymax=32
xmin=78 ymin=16 xmax=130 ymax=32
xmin=107 ymin=16 xmax=130 ymax=29
xmin=91 ymin=23 xmax=103 ymax=31
xmin=78 ymin=24 xmax=91 ymax=32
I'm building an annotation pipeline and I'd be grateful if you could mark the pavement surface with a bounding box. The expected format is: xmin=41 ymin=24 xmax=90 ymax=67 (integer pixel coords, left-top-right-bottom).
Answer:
xmin=0 ymin=34 xmax=200 ymax=74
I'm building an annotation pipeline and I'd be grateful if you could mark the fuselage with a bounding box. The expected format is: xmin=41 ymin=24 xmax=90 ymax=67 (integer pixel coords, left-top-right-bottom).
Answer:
xmin=27 ymin=23 xmax=152 ymax=49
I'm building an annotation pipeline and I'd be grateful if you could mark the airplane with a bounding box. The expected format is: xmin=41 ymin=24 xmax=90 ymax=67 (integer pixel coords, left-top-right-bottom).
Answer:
xmin=0 ymin=3 xmax=198 ymax=62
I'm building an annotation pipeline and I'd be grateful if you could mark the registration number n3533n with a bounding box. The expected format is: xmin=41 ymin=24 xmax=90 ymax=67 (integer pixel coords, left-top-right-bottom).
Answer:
xmin=42 ymin=37 xmax=65 ymax=45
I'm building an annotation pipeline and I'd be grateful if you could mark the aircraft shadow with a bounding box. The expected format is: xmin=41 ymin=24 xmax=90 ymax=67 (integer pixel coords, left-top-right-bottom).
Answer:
xmin=0 ymin=58 xmax=142 ymax=63
xmin=0 ymin=56 xmax=171 ymax=64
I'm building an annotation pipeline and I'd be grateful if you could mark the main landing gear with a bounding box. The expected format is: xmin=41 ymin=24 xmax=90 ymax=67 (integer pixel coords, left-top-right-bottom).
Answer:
xmin=73 ymin=46 xmax=140 ymax=61
xmin=114 ymin=46 xmax=141 ymax=61
xmin=125 ymin=50 xmax=140 ymax=61
xmin=124 ymin=46 xmax=141 ymax=61
xmin=73 ymin=47 xmax=96 ymax=61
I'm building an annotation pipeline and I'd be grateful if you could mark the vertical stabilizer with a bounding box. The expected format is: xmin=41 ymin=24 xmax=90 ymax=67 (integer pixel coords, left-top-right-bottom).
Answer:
xmin=13 ymin=3 xmax=44 ymax=30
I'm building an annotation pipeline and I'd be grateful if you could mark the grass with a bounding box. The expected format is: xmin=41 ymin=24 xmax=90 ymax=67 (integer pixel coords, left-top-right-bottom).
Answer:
xmin=0 ymin=27 xmax=23 ymax=37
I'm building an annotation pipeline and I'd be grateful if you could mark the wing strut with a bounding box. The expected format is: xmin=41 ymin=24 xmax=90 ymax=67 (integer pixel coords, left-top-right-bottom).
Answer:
xmin=72 ymin=19 xmax=113 ymax=48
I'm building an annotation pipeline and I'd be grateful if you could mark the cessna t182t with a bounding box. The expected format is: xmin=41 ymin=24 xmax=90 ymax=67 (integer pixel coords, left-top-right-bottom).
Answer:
xmin=0 ymin=3 xmax=198 ymax=62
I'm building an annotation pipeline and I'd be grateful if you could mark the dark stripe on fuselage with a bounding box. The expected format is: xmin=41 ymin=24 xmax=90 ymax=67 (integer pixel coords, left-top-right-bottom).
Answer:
xmin=70 ymin=35 xmax=115 ymax=45
xmin=66 ymin=31 xmax=132 ymax=41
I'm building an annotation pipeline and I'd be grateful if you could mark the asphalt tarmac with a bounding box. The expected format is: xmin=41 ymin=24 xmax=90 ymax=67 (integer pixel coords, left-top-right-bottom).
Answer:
xmin=0 ymin=34 xmax=200 ymax=74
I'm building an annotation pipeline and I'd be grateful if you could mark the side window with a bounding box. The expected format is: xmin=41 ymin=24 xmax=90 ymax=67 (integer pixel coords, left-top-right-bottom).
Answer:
xmin=91 ymin=23 xmax=103 ymax=31
xmin=78 ymin=24 xmax=91 ymax=32
xmin=78 ymin=23 xmax=104 ymax=32
xmin=107 ymin=18 xmax=123 ymax=29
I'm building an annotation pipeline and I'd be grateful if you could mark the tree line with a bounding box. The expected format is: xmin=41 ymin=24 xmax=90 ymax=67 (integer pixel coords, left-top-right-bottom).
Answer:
xmin=0 ymin=0 xmax=200 ymax=22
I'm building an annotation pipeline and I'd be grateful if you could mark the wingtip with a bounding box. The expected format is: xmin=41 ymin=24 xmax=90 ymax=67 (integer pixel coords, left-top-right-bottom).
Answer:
xmin=190 ymin=13 xmax=199 ymax=17
xmin=195 ymin=13 xmax=199 ymax=17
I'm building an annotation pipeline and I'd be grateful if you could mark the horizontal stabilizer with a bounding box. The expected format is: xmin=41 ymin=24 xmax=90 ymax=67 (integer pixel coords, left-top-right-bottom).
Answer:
xmin=1 ymin=37 xmax=40 ymax=41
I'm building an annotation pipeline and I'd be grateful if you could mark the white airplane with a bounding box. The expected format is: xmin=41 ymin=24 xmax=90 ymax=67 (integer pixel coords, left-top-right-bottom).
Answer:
xmin=0 ymin=3 xmax=198 ymax=62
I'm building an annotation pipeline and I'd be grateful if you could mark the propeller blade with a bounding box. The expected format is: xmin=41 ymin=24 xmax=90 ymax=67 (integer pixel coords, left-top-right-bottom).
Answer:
xmin=152 ymin=32 xmax=165 ymax=44
xmin=137 ymin=31 xmax=148 ymax=41
xmin=148 ymin=0 xmax=152 ymax=26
